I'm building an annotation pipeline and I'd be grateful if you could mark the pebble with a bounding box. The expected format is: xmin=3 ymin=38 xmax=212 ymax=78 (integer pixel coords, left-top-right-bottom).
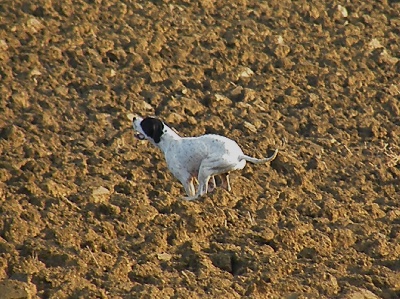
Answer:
xmin=92 ymin=186 xmax=110 ymax=196
xmin=368 ymin=38 xmax=383 ymax=51
xmin=337 ymin=5 xmax=348 ymax=18
xmin=91 ymin=186 xmax=110 ymax=203
xmin=238 ymin=66 xmax=254 ymax=78
xmin=243 ymin=121 xmax=257 ymax=133
xmin=29 ymin=68 xmax=42 ymax=77
xmin=214 ymin=94 xmax=232 ymax=105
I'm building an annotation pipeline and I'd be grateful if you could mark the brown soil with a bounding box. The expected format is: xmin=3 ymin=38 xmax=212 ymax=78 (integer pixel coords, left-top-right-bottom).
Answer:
xmin=1 ymin=0 xmax=399 ymax=298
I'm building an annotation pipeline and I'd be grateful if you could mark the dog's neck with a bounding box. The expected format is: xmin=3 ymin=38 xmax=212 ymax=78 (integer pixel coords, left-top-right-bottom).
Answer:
xmin=155 ymin=126 xmax=181 ymax=153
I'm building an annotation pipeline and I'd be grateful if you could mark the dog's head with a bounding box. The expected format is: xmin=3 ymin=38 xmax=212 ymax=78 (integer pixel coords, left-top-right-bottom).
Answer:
xmin=129 ymin=114 xmax=164 ymax=144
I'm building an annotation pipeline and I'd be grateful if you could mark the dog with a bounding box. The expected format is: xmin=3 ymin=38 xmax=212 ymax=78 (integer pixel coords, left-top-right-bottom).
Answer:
xmin=128 ymin=114 xmax=278 ymax=200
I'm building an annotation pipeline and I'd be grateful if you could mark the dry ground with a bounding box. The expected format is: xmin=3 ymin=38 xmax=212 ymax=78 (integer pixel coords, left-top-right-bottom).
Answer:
xmin=0 ymin=0 xmax=399 ymax=298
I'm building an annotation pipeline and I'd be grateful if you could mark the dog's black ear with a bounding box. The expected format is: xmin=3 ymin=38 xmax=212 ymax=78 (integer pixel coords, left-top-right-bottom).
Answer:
xmin=140 ymin=117 xmax=164 ymax=143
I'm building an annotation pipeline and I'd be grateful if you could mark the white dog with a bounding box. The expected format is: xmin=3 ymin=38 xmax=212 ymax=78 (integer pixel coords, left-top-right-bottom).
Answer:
xmin=128 ymin=114 xmax=278 ymax=200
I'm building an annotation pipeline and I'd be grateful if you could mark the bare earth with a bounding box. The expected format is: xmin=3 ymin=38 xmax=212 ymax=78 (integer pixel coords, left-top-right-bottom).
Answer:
xmin=1 ymin=0 xmax=399 ymax=298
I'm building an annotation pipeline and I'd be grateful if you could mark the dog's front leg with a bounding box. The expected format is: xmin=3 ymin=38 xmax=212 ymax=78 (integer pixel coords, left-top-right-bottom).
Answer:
xmin=169 ymin=166 xmax=196 ymax=199
xmin=180 ymin=176 xmax=196 ymax=198
xmin=195 ymin=164 xmax=214 ymax=198
xmin=183 ymin=178 xmax=198 ymax=200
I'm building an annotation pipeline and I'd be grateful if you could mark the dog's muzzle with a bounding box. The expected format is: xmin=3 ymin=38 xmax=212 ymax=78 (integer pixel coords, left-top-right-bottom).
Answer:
xmin=135 ymin=133 xmax=146 ymax=140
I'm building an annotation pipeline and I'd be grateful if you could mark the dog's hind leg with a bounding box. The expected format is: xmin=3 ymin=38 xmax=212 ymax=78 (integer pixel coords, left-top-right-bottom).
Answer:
xmin=208 ymin=176 xmax=217 ymax=192
xmin=220 ymin=173 xmax=232 ymax=192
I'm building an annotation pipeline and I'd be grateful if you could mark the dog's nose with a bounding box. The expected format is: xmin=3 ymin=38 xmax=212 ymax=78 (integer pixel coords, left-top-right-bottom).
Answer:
xmin=127 ymin=113 xmax=136 ymax=121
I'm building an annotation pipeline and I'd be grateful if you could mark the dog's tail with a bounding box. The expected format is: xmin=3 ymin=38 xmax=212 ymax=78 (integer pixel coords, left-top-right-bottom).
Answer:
xmin=239 ymin=149 xmax=278 ymax=164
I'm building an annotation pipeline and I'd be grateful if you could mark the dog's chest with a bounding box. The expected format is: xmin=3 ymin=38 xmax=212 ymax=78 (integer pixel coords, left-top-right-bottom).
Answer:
xmin=164 ymin=141 xmax=208 ymax=172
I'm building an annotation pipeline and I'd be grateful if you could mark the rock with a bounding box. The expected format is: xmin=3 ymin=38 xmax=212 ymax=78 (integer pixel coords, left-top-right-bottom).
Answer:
xmin=230 ymin=85 xmax=243 ymax=97
xmin=107 ymin=68 xmax=116 ymax=77
xmin=238 ymin=66 xmax=254 ymax=78
xmin=268 ymin=35 xmax=291 ymax=58
xmin=343 ymin=288 xmax=381 ymax=299
xmin=242 ymin=88 xmax=257 ymax=102
xmin=368 ymin=38 xmax=383 ymax=51
xmin=180 ymin=97 xmax=205 ymax=115
xmin=260 ymin=228 xmax=275 ymax=241
xmin=0 ymin=279 xmax=37 ymax=299
xmin=91 ymin=186 xmax=111 ymax=203
xmin=92 ymin=186 xmax=110 ymax=196
xmin=29 ymin=68 xmax=42 ymax=77
xmin=157 ymin=253 xmax=172 ymax=261
xmin=243 ymin=121 xmax=257 ymax=133
xmin=205 ymin=93 xmax=232 ymax=107
xmin=379 ymin=49 xmax=399 ymax=65
xmin=133 ymin=99 xmax=153 ymax=112
xmin=387 ymin=84 xmax=400 ymax=96
xmin=337 ymin=5 xmax=348 ymax=18
xmin=0 ymin=39 xmax=8 ymax=50
xmin=214 ymin=94 xmax=231 ymax=103
xmin=164 ymin=112 xmax=186 ymax=124
xmin=26 ymin=18 xmax=44 ymax=34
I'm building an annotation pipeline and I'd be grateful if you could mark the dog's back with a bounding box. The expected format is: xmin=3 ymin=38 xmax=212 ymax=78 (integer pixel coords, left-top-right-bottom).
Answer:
xmin=183 ymin=134 xmax=244 ymax=156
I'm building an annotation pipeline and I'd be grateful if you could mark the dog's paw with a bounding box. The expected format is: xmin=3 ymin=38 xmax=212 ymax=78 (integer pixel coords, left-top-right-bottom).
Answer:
xmin=183 ymin=196 xmax=197 ymax=201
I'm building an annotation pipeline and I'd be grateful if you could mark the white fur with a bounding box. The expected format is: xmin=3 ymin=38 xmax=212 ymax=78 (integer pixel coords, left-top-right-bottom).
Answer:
xmin=130 ymin=115 xmax=278 ymax=200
